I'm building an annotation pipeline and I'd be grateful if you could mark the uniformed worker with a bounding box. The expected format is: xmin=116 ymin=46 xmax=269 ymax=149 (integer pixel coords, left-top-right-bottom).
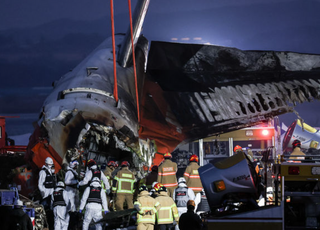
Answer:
xmin=104 ymin=161 xmax=116 ymax=181
xmin=38 ymin=157 xmax=56 ymax=209
xmin=79 ymin=177 xmax=109 ymax=230
xmin=289 ymin=139 xmax=306 ymax=162
xmin=183 ymin=155 xmax=203 ymax=196
xmin=134 ymin=185 xmax=161 ymax=230
xmin=112 ymin=161 xmax=136 ymax=210
xmin=79 ymin=159 xmax=110 ymax=194
xmin=150 ymin=181 xmax=159 ymax=198
xmin=178 ymin=200 xmax=203 ymax=230
xmin=5 ymin=199 xmax=33 ymax=230
xmin=155 ymin=184 xmax=179 ymax=230
xmin=51 ymin=181 xmax=70 ymax=230
xmin=65 ymin=160 xmax=79 ymax=212
xmin=173 ymin=177 xmax=195 ymax=218
xmin=157 ymin=153 xmax=178 ymax=198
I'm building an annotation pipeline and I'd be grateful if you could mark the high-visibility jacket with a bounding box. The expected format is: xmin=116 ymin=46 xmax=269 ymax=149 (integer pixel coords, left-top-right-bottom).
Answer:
xmin=112 ymin=167 xmax=136 ymax=194
xmin=155 ymin=191 xmax=179 ymax=224
xmin=289 ymin=147 xmax=305 ymax=163
xmin=183 ymin=162 xmax=203 ymax=194
xmin=103 ymin=167 xmax=114 ymax=181
xmin=134 ymin=190 xmax=161 ymax=224
xmin=157 ymin=159 xmax=178 ymax=189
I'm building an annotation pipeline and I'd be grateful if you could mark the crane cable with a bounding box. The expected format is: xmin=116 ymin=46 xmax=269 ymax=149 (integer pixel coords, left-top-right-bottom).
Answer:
xmin=128 ymin=0 xmax=140 ymax=122
xmin=110 ymin=0 xmax=118 ymax=103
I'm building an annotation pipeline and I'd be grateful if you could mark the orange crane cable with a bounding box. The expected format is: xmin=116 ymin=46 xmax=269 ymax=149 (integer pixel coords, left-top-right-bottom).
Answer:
xmin=128 ymin=0 xmax=140 ymax=122
xmin=110 ymin=0 xmax=118 ymax=103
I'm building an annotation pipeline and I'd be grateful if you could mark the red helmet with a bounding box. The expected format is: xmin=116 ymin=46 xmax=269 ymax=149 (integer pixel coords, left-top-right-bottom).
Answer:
xmin=233 ymin=145 xmax=242 ymax=153
xmin=163 ymin=152 xmax=172 ymax=159
xmin=153 ymin=183 xmax=163 ymax=191
xmin=87 ymin=159 xmax=96 ymax=168
xmin=107 ymin=161 xmax=115 ymax=167
xmin=292 ymin=140 xmax=301 ymax=148
xmin=121 ymin=161 xmax=130 ymax=167
xmin=189 ymin=154 xmax=199 ymax=162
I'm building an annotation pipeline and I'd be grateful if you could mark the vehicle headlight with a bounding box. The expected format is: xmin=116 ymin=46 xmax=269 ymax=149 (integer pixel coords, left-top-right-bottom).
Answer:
xmin=311 ymin=167 xmax=320 ymax=175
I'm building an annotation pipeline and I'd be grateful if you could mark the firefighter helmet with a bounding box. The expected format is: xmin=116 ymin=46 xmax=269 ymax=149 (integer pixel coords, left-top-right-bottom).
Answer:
xmin=45 ymin=157 xmax=53 ymax=165
xmin=164 ymin=152 xmax=172 ymax=159
xmin=139 ymin=185 xmax=148 ymax=192
xmin=292 ymin=139 xmax=301 ymax=148
xmin=233 ymin=145 xmax=242 ymax=153
xmin=121 ymin=161 xmax=130 ymax=167
xmin=189 ymin=154 xmax=199 ymax=163
xmin=87 ymin=159 xmax=96 ymax=168
xmin=107 ymin=161 xmax=116 ymax=167
xmin=153 ymin=182 xmax=163 ymax=191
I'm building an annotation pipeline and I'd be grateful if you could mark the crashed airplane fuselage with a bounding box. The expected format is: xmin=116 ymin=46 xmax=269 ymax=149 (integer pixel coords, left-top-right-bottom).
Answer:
xmin=27 ymin=0 xmax=320 ymax=171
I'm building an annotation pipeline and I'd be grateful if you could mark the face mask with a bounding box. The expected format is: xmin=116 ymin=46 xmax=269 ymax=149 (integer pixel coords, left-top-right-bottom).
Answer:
xmin=47 ymin=164 xmax=53 ymax=169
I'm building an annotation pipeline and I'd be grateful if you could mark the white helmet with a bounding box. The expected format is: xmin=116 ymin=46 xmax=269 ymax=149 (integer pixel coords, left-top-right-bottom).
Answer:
xmin=56 ymin=181 xmax=65 ymax=188
xmin=69 ymin=160 xmax=79 ymax=169
xmin=14 ymin=199 xmax=23 ymax=207
xmin=152 ymin=181 xmax=158 ymax=188
xmin=45 ymin=157 xmax=53 ymax=165
xmin=178 ymin=177 xmax=186 ymax=184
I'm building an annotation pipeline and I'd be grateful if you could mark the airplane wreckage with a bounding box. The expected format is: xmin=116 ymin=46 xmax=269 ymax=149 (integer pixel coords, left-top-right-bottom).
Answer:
xmin=23 ymin=0 xmax=320 ymax=175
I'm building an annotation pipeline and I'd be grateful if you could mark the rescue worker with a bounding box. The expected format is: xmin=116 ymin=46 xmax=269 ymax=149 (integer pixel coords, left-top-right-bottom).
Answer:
xmin=79 ymin=177 xmax=109 ymax=230
xmin=65 ymin=160 xmax=79 ymax=212
xmin=112 ymin=161 xmax=136 ymax=210
xmin=150 ymin=181 xmax=159 ymax=198
xmin=183 ymin=154 xmax=203 ymax=196
xmin=103 ymin=161 xmax=116 ymax=181
xmin=5 ymin=199 xmax=33 ymax=230
xmin=134 ymin=185 xmax=161 ymax=230
xmin=173 ymin=177 xmax=195 ymax=218
xmin=234 ymin=145 xmax=243 ymax=154
xmin=79 ymin=159 xmax=110 ymax=193
xmin=51 ymin=181 xmax=70 ymax=230
xmin=289 ymin=139 xmax=306 ymax=162
xmin=56 ymin=163 xmax=68 ymax=182
xmin=178 ymin=200 xmax=203 ymax=230
xmin=38 ymin=157 xmax=56 ymax=210
xmin=146 ymin=165 xmax=158 ymax=191
xmin=157 ymin=152 xmax=178 ymax=198
xmin=155 ymin=184 xmax=179 ymax=230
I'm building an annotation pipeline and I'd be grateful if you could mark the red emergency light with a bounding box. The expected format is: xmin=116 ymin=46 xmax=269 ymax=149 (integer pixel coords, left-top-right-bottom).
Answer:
xmin=262 ymin=129 xmax=269 ymax=136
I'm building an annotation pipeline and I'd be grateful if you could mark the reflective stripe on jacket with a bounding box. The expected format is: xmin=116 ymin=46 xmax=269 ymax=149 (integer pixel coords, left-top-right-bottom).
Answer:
xmin=157 ymin=159 xmax=178 ymax=188
xmin=155 ymin=191 xmax=179 ymax=224
xmin=183 ymin=162 xmax=203 ymax=192
xmin=112 ymin=167 xmax=136 ymax=194
xmin=134 ymin=191 xmax=161 ymax=224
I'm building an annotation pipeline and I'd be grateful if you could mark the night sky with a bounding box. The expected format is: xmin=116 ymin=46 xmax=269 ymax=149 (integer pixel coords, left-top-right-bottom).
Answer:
xmin=1 ymin=0 xmax=320 ymax=136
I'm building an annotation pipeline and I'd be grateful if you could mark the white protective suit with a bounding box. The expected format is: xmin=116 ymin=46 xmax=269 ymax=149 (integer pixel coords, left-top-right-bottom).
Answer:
xmin=65 ymin=166 xmax=79 ymax=211
xmin=80 ymin=181 xmax=109 ymax=230
xmin=38 ymin=165 xmax=55 ymax=199
xmin=173 ymin=182 xmax=195 ymax=216
xmin=79 ymin=165 xmax=110 ymax=192
xmin=51 ymin=187 xmax=70 ymax=230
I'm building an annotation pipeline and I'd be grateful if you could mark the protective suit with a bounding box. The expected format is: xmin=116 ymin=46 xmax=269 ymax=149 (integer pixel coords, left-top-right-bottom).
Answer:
xmin=51 ymin=182 xmax=70 ymax=230
xmin=65 ymin=161 xmax=79 ymax=212
xmin=38 ymin=157 xmax=56 ymax=209
xmin=79 ymin=178 xmax=109 ymax=230
xmin=173 ymin=178 xmax=195 ymax=217
xmin=79 ymin=163 xmax=110 ymax=192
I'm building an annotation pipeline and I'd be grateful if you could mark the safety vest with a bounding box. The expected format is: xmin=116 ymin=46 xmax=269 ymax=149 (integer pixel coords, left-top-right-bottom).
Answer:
xmin=91 ymin=169 xmax=102 ymax=180
xmin=113 ymin=168 xmax=135 ymax=194
xmin=134 ymin=191 xmax=160 ymax=224
xmin=88 ymin=186 xmax=102 ymax=204
xmin=155 ymin=192 xmax=179 ymax=224
xmin=53 ymin=190 xmax=66 ymax=207
xmin=42 ymin=168 xmax=55 ymax=189
xmin=175 ymin=187 xmax=189 ymax=208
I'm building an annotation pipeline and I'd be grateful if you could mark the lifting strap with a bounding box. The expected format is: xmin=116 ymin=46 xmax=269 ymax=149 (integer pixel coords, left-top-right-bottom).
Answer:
xmin=110 ymin=0 xmax=118 ymax=103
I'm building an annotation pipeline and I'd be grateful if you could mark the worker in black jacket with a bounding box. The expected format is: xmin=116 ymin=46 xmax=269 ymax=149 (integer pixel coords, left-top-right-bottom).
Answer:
xmin=179 ymin=200 xmax=203 ymax=230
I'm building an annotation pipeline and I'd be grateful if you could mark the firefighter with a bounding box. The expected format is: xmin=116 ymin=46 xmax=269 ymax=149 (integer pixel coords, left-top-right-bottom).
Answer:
xmin=234 ymin=145 xmax=242 ymax=154
xmin=79 ymin=177 xmax=109 ymax=230
xmin=157 ymin=152 xmax=178 ymax=198
xmin=103 ymin=161 xmax=116 ymax=181
xmin=65 ymin=160 xmax=79 ymax=212
xmin=38 ymin=157 xmax=56 ymax=210
xmin=155 ymin=184 xmax=179 ymax=230
xmin=289 ymin=139 xmax=306 ymax=162
xmin=150 ymin=181 xmax=159 ymax=198
xmin=51 ymin=181 xmax=70 ymax=230
xmin=134 ymin=185 xmax=161 ymax=230
xmin=173 ymin=177 xmax=195 ymax=218
xmin=79 ymin=159 xmax=110 ymax=194
xmin=183 ymin=154 xmax=203 ymax=196
xmin=178 ymin=200 xmax=203 ymax=230
xmin=146 ymin=165 xmax=158 ymax=191
xmin=112 ymin=161 xmax=136 ymax=210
